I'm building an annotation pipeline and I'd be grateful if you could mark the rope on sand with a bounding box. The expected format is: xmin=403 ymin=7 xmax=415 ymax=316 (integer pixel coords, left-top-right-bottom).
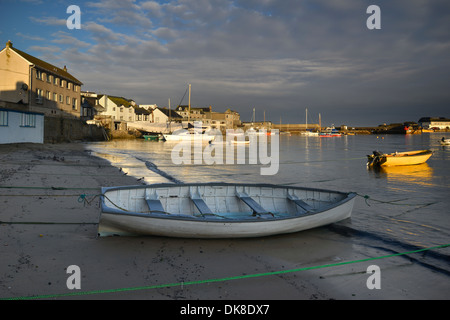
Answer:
xmin=355 ymin=193 xmax=436 ymax=208
xmin=2 ymin=243 xmax=449 ymax=300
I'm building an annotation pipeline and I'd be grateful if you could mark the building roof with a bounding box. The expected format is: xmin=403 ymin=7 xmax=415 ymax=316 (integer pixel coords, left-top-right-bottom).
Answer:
xmin=81 ymin=96 xmax=104 ymax=112
xmin=108 ymin=95 xmax=134 ymax=108
xmin=133 ymin=105 xmax=150 ymax=115
xmin=156 ymin=107 xmax=183 ymax=118
xmin=4 ymin=41 xmax=83 ymax=85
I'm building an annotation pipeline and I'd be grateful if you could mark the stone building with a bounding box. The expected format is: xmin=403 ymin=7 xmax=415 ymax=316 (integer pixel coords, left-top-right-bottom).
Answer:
xmin=0 ymin=40 xmax=82 ymax=118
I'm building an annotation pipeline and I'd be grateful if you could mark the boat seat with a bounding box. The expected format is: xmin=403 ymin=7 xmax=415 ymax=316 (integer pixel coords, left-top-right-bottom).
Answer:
xmin=190 ymin=188 xmax=214 ymax=215
xmin=145 ymin=189 xmax=165 ymax=213
xmin=235 ymin=191 xmax=268 ymax=215
xmin=287 ymin=193 xmax=314 ymax=213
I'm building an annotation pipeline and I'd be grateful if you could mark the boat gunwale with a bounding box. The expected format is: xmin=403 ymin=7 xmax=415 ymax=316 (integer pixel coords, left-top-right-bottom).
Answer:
xmin=384 ymin=149 xmax=433 ymax=157
xmin=100 ymin=183 xmax=356 ymax=224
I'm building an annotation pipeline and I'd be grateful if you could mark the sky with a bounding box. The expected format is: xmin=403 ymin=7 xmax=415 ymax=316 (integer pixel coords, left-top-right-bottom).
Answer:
xmin=1 ymin=0 xmax=449 ymax=126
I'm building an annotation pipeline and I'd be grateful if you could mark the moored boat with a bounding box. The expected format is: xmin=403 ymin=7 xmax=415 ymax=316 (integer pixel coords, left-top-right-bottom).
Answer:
xmin=162 ymin=128 xmax=216 ymax=142
xmin=98 ymin=183 xmax=356 ymax=238
xmin=367 ymin=150 xmax=433 ymax=167
xmin=143 ymin=134 xmax=160 ymax=141
xmin=319 ymin=127 xmax=341 ymax=137
xmin=439 ymin=137 xmax=450 ymax=145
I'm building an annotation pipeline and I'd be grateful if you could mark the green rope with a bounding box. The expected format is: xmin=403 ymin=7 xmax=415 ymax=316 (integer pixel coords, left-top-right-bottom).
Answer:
xmin=0 ymin=185 xmax=98 ymax=191
xmin=355 ymin=193 xmax=435 ymax=207
xmin=3 ymin=243 xmax=449 ymax=300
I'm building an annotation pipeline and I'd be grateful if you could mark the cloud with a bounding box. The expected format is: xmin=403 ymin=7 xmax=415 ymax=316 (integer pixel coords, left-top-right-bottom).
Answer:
xmin=30 ymin=16 xmax=66 ymax=26
xmin=51 ymin=31 xmax=91 ymax=48
xmin=16 ymin=32 xmax=45 ymax=41
xmin=86 ymin=0 xmax=152 ymax=28
xmin=12 ymin=0 xmax=449 ymax=125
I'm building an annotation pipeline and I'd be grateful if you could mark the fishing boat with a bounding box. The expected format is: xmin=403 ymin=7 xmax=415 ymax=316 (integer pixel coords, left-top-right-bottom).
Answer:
xmin=366 ymin=150 xmax=433 ymax=167
xmin=98 ymin=183 xmax=357 ymax=238
xmin=439 ymin=138 xmax=450 ymax=145
xmin=319 ymin=127 xmax=341 ymax=137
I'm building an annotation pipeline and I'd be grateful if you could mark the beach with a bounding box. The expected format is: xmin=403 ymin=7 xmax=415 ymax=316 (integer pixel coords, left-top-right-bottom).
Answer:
xmin=1 ymin=142 xmax=449 ymax=302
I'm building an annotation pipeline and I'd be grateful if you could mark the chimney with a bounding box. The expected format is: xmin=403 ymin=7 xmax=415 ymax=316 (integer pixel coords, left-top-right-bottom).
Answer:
xmin=6 ymin=40 xmax=13 ymax=48
xmin=63 ymin=65 xmax=67 ymax=72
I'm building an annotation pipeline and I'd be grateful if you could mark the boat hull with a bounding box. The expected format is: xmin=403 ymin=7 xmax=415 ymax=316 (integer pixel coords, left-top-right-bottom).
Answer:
xmin=98 ymin=183 xmax=356 ymax=238
xmin=367 ymin=150 xmax=432 ymax=166
xmin=163 ymin=134 xmax=216 ymax=141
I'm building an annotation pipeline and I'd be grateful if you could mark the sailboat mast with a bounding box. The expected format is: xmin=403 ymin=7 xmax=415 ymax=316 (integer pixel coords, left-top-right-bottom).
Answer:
xmin=188 ymin=84 xmax=191 ymax=123
xmin=169 ymin=98 xmax=171 ymax=131
xmin=306 ymin=108 xmax=308 ymax=130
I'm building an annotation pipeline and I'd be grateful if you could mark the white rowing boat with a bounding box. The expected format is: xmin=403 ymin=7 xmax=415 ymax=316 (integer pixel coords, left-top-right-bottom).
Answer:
xmin=98 ymin=183 xmax=356 ymax=238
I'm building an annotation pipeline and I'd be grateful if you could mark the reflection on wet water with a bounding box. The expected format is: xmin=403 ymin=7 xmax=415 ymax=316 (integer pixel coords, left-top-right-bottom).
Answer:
xmin=368 ymin=163 xmax=434 ymax=186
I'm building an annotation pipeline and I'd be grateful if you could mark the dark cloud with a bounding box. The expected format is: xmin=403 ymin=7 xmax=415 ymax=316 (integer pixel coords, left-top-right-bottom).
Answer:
xmin=9 ymin=0 xmax=449 ymax=126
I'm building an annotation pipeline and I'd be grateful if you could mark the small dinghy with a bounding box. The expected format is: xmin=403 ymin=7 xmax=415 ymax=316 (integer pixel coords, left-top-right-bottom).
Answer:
xmin=367 ymin=150 xmax=432 ymax=167
xmin=98 ymin=183 xmax=356 ymax=238
xmin=439 ymin=138 xmax=450 ymax=146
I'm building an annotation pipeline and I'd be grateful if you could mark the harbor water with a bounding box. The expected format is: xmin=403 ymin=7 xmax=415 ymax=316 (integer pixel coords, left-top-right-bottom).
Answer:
xmin=84 ymin=132 xmax=450 ymax=277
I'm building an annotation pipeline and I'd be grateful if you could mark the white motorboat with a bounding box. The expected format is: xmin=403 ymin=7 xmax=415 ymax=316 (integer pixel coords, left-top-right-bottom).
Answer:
xmin=162 ymin=128 xmax=216 ymax=142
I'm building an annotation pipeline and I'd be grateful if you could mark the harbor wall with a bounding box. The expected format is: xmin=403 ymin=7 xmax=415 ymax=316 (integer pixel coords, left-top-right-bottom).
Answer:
xmin=44 ymin=116 xmax=105 ymax=143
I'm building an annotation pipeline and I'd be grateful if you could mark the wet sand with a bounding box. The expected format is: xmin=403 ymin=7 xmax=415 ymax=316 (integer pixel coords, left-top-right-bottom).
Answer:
xmin=1 ymin=143 xmax=449 ymax=302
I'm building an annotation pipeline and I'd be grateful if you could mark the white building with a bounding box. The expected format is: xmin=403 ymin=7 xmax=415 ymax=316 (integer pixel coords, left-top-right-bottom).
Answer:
xmin=0 ymin=108 xmax=44 ymax=144
xmin=418 ymin=117 xmax=450 ymax=130
xmin=97 ymin=95 xmax=136 ymax=121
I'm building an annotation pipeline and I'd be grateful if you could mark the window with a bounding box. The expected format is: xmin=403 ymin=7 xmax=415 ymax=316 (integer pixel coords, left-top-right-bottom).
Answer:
xmin=59 ymin=94 xmax=64 ymax=103
xmin=54 ymin=77 xmax=59 ymax=86
xmin=46 ymin=74 xmax=51 ymax=83
xmin=36 ymin=70 xmax=43 ymax=80
xmin=53 ymin=93 xmax=58 ymax=101
xmin=46 ymin=91 xmax=51 ymax=100
xmin=73 ymin=85 xmax=78 ymax=92
xmin=66 ymin=96 xmax=70 ymax=105
xmin=0 ymin=110 xmax=8 ymax=126
xmin=61 ymin=80 xmax=65 ymax=88
xmin=72 ymin=98 xmax=77 ymax=110
xmin=36 ymin=89 xmax=43 ymax=104
xmin=21 ymin=113 xmax=36 ymax=127
xmin=67 ymin=82 xmax=71 ymax=90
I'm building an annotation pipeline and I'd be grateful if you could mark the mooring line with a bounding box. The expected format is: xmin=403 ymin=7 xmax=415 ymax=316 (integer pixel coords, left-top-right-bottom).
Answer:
xmin=3 ymin=243 xmax=449 ymax=300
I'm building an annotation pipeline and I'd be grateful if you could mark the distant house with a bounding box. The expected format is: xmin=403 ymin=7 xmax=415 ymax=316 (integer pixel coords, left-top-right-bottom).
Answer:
xmin=209 ymin=108 xmax=241 ymax=130
xmin=150 ymin=107 xmax=183 ymax=124
xmin=174 ymin=105 xmax=241 ymax=130
xmin=0 ymin=40 xmax=83 ymax=118
xmin=80 ymin=91 xmax=104 ymax=120
xmin=0 ymin=108 xmax=44 ymax=144
xmin=133 ymin=105 xmax=151 ymax=122
xmin=96 ymin=94 xmax=136 ymax=122
xmin=175 ymin=105 xmax=211 ymax=122
xmin=418 ymin=117 xmax=450 ymax=130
